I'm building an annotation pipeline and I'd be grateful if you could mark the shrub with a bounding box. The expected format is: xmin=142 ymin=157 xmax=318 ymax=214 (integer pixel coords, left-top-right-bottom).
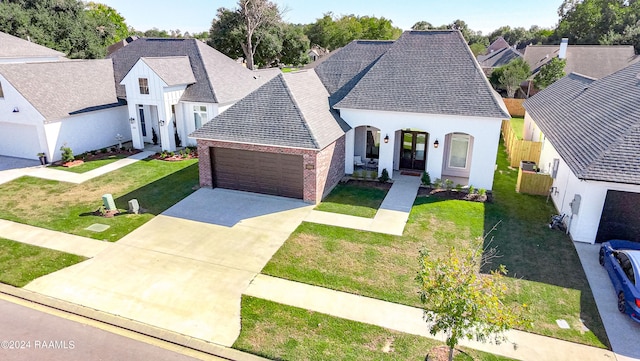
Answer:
xmin=152 ymin=128 xmax=158 ymax=145
xmin=100 ymin=148 xmax=107 ymax=154
xmin=368 ymin=170 xmax=377 ymax=180
xmin=59 ymin=144 xmax=74 ymax=163
xmin=444 ymin=179 xmax=454 ymax=191
xmin=184 ymin=147 xmax=191 ymax=155
xmin=468 ymin=185 xmax=475 ymax=194
xmin=352 ymin=170 xmax=362 ymax=179
xmin=433 ymin=178 xmax=442 ymax=189
xmin=478 ymin=188 xmax=486 ymax=196
xmin=378 ymin=168 xmax=390 ymax=183
xmin=421 ymin=171 xmax=431 ymax=186
xmin=455 ymin=184 xmax=463 ymax=192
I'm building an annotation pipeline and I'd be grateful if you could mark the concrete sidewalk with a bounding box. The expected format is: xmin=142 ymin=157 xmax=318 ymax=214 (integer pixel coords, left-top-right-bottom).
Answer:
xmin=0 ymin=151 xmax=154 ymax=185
xmin=246 ymin=274 xmax=617 ymax=361
xmin=0 ymin=219 xmax=111 ymax=258
xmin=305 ymin=174 xmax=421 ymax=235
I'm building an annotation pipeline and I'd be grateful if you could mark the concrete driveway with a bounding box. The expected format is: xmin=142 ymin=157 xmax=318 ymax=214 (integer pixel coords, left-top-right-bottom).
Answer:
xmin=575 ymin=242 xmax=640 ymax=360
xmin=25 ymin=188 xmax=313 ymax=347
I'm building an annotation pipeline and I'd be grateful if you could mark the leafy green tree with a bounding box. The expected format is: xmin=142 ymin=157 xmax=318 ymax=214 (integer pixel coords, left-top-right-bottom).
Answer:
xmin=495 ymin=58 xmax=531 ymax=98
xmin=209 ymin=8 xmax=245 ymax=60
xmin=237 ymin=0 xmax=282 ymax=70
xmin=86 ymin=2 xmax=129 ymax=44
xmin=534 ymin=57 xmax=566 ymax=89
xmin=304 ymin=13 xmax=401 ymax=50
xmin=411 ymin=21 xmax=435 ymax=30
xmin=416 ymin=243 xmax=527 ymax=361
xmin=279 ymin=23 xmax=310 ymax=66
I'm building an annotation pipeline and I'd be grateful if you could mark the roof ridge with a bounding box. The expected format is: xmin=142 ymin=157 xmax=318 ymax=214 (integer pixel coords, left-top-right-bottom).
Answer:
xmin=193 ymin=40 xmax=218 ymax=103
xmin=280 ymin=72 xmax=320 ymax=149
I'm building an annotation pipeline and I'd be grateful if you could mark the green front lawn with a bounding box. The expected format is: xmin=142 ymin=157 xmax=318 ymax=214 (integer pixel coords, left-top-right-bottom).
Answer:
xmin=263 ymin=142 xmax=608 ymax=348
xmin=49 ymin=154 xmax=130 ymax=173
xmin=0 ymin=238 xmax=86 ymax=287
xmin=234 ymin=296 xmax=516 ymax=361
xmin=314 ymin=182 xmax=389 ymax=218
xmin=0 ymin=159 xmax=199 ymax=242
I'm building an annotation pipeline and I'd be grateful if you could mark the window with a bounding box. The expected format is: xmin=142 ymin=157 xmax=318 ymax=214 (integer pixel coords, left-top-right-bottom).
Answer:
xmin=365 ymin=127 xmax=380 ymax=159
xmin=0 ymin=82 xmax=4 ymax=98
xmin=138 ymin=78 xmax=149 ymax=94
xmin=448 ymin=134 xmax=470 ymax=168
xmin=193 ymin=105 xmax=207 ymax=129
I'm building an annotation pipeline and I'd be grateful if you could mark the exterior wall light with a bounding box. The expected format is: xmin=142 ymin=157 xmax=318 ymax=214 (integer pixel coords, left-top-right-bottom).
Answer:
xmin=129 ymin=117 xmax=135 ymax=124
xmin=434 ymin=139 xmax=439 ymax=148
xmin=383 ymin=134 xmax=389 ymax=143
xmin=159 ymin=119 xmax=165 ymax=126
xmin=12 ymin=107 xmax=19 ymax=113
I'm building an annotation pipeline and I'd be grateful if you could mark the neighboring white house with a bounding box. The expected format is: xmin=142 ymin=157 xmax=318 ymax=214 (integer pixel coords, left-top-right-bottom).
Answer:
xmin=191 ymin=31 xmax=510 ymax=204
xmin=108 ymin=38 xmax=280 ymax=152
xmin=0 ymin=59 xmax=129 ymax=161
xmin=0 ymin=31 xmax=66 ymax=64
xmin=523 ymin=64 xmax=640 ymax=244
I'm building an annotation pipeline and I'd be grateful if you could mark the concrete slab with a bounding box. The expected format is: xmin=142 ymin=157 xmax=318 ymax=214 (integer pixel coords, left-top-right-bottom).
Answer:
xmin=0 ymin=219 xmax=111 ymax=258
xmin=85 ymin=224 xmax=110 ymax=232
xmin=574 ymin=242 xmax=640 ymax=359
xmin=304 ymin=210 xmax=373 ymax=231
xmin=25 ymin=188 xmax=314 ymax=347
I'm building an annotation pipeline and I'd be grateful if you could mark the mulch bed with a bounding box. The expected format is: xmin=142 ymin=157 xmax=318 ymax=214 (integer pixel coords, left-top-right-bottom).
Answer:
xmin=62 ymin=160 xmax=84 ymax=168
xmin=150 ymin=153 xmax=198 ymax=162
xmin=54 ymin=148 xmax=142 ymax=167
xmin=418 ymin=186 xmax=492 ymax=203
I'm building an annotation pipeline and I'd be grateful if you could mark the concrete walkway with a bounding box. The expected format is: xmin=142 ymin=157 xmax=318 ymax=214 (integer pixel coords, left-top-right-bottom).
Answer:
xmin=575 ymin=242 xmax=640 ymax=361
xmin=246 ymin=274 xmax=617 ymax=361
xmin=0 ymin=151 xmax=154 ymax=185
xmin=0 ymin=219 xmax=111 ymax=258
xmin=304 ymin=174 xmax=422 ymax=235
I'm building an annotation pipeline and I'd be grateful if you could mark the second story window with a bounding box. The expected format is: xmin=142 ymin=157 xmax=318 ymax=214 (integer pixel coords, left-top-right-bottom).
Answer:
xmin=138 ymin=78 xmax=149 ymax=94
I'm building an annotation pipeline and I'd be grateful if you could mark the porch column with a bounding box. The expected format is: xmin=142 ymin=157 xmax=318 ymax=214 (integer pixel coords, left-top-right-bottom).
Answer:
xmin=159 ymin=103 xmax=176 ymax=152
xmin=129 ymin=104 xmax=144 ymax=149
xmin=427 ymin=132 xmax=445 ymax=181
xmin=378 ymin=129 xmax=395 ymax=178
xmin=345 ymin=128 xmax=355 ymax=174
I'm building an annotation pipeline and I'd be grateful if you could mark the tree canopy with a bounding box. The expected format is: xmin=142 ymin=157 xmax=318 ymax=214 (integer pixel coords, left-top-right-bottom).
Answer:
xmin=491 ymin=58 xmax=531 ymax=98
xmin=534 ymin=57 xmax=567 ymax=89
xmin=305 ymin=13 xmax=402 ymax=50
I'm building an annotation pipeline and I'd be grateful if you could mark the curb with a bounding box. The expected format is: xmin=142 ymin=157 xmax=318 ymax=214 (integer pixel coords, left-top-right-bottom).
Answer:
xmin=0 ymin=284 xmax=269 ymax=361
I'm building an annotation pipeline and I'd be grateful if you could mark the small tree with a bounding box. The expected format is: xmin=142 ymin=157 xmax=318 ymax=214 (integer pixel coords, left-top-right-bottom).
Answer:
xmin=378 ymin=168 xmax=390 ymax=183
xmin=534 ymin=57 xmax=566 ymax=89
xmin=59 ymin=144 xmax=74 ymax=163
xmin=421 ymin=171 xmax=431 ymax=186
xmin=416 ymin=240 xmax=526 ymax=361
xmin=496 ymin=58 xmax=530 ymax=98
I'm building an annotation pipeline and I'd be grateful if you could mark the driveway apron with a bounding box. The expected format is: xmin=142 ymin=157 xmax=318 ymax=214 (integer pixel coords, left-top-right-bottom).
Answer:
xmin=24 ymin=188 xmax=313 ymax=347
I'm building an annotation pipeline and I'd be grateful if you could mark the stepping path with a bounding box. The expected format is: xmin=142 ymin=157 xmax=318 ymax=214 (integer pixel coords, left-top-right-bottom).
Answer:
xmin=245 ymin=274 xmax=616 ymax=361
xmin=0 ymin=151 xmax=154 ymax=185
xmin=304 ymin=173 xmax=422 ymax=235
xmin=0 ymin=219 xmax=111 ymax=258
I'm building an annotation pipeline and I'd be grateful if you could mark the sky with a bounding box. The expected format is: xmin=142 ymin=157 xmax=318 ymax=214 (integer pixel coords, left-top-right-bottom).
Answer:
xmin=99 ymin=0 xmax=564 ymax=36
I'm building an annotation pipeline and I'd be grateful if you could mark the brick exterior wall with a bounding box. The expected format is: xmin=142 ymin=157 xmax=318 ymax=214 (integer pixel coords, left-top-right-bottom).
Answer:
xmin=315 ymin=135 xmax=346 ymax=203
xmin=196 ymin=139 xmax=345 ymax=204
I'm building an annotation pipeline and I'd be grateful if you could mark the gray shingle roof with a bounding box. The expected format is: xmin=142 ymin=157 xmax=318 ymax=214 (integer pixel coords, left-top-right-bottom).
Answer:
xmin=486 ymin=36 xmax=510 ymax=54
xmin=523 ymin=44 xmax=638 ymax=78
xmin=190 ymin=70 xmax=348 ymax=150
xmin=107 ymin=38 xmax=278 ymax=104
xmin=334 ymin=31 xmax=510 ymax=119
xmin=524 ymin=63 xmax=640 ymax=185
xmin=0 ymin=59 xmax=121 ymax=122
xmin=477 ymin=47 xmax=522 ymax=69
xmin=0 ymin=31 xmax=65 ymax=60
xmin=140 ymin=56 xmax=195 ymax=86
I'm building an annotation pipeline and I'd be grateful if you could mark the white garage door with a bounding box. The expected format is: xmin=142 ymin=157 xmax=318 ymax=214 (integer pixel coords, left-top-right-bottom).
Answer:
xmin=0 ymin=123 xmax=42 ymax=159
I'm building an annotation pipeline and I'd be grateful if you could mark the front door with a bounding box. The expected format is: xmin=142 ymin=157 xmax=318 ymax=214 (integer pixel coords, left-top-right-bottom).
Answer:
xmin=400 ymin=131 xmax=427 ymax=170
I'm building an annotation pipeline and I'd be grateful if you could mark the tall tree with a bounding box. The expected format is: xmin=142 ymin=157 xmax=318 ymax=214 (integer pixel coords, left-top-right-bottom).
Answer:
xmin=86 ymin=2 xmax=129 ymax=44
xmin=534 ymin=57 xmax=566 ymax=89
xmin=305 ymin=13 xmax=402 ymax=50
xmin=237 ymin=0 xmax=282 ymax=70
xmin=492 ymin=58 xmax=531 ymax=98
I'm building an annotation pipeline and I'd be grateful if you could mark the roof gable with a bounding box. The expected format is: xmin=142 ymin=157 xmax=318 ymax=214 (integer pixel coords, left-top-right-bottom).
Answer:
xmin=334 ymin=30 xmax=509 ymax=118
xmin=190 ymin=70 xmax=347 ymax=150
xmin=477 ymin=47 xmax=522 ymax=68
xmin=524 ymin=63 xmax=640 ymax=184
xmin=0 ymin=59 xmax=121 ymax=121
xmin=0 ymin=31 xmax=65 ymax=60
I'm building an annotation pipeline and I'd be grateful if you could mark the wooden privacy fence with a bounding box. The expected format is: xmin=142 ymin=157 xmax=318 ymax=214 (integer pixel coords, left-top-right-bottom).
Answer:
xmin=516 ymin=168 xmax=553 ymax=196
xmin=501 ymin=120 xmax=542 ymax=168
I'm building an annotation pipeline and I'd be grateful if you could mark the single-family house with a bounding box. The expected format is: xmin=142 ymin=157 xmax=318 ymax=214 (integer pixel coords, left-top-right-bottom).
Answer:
xmin=191 ymin=31 xmax=510 ymax=204
xmin=0 ymin=31 xmax=66 ymax=63
xmin=477 ymin=46 xmax=523 ymax=75
xmin=523 ymin=61 xmax=640 ymax=244
xmin=0 ymin=59 xmax=129 ymax=160
xmin=107 ymin=38 xmax=280 ymax=152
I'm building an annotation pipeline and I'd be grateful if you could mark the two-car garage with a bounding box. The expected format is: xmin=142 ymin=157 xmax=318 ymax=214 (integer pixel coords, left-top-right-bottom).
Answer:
xmin=210 ymin=147 xmax=304 ymax=200
xmin=0 ymin=123 xmax=41 ymax=160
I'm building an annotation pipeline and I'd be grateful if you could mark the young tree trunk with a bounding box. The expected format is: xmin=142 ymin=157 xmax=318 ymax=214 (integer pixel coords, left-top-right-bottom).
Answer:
xmin=448 ymin=346 xmax=454 ymax=361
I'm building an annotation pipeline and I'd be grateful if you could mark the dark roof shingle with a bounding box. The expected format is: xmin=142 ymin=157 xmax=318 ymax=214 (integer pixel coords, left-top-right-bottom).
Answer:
xmin=334 ymin=31 xmax=509 ymax=118
xmin=524 ymin=63 xmax=640 ymax=184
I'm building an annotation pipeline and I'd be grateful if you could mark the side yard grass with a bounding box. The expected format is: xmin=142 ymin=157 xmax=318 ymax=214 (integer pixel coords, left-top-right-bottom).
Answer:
xmin=314 ymin=182 xmax=389 ymax=218
xmin=510 ymin=117 xmax=524 ymax=140
xmin=0 ymin=238 xmax=86 ymax=287
xmin=0 ymin=158 xmax=199 ymax=242
xmin=234 ymin=296 xmax=516 ymax=361
xmin=262 ymin=141 xmax=608 ymax=348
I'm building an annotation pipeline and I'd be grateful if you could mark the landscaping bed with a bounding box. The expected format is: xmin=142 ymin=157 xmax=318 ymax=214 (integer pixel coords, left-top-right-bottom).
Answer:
xmin=51 ymin=147 xmax=141 ymax=174
xmin=0 ymin=159 xmax=199 ymax=242
xmin=0 ymin=238 xmax=86 ymax=287
xmin=262 ymin=142 xmax=608 ymax=348
xmin=234 ymin=296 xmax=515 ymax=361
